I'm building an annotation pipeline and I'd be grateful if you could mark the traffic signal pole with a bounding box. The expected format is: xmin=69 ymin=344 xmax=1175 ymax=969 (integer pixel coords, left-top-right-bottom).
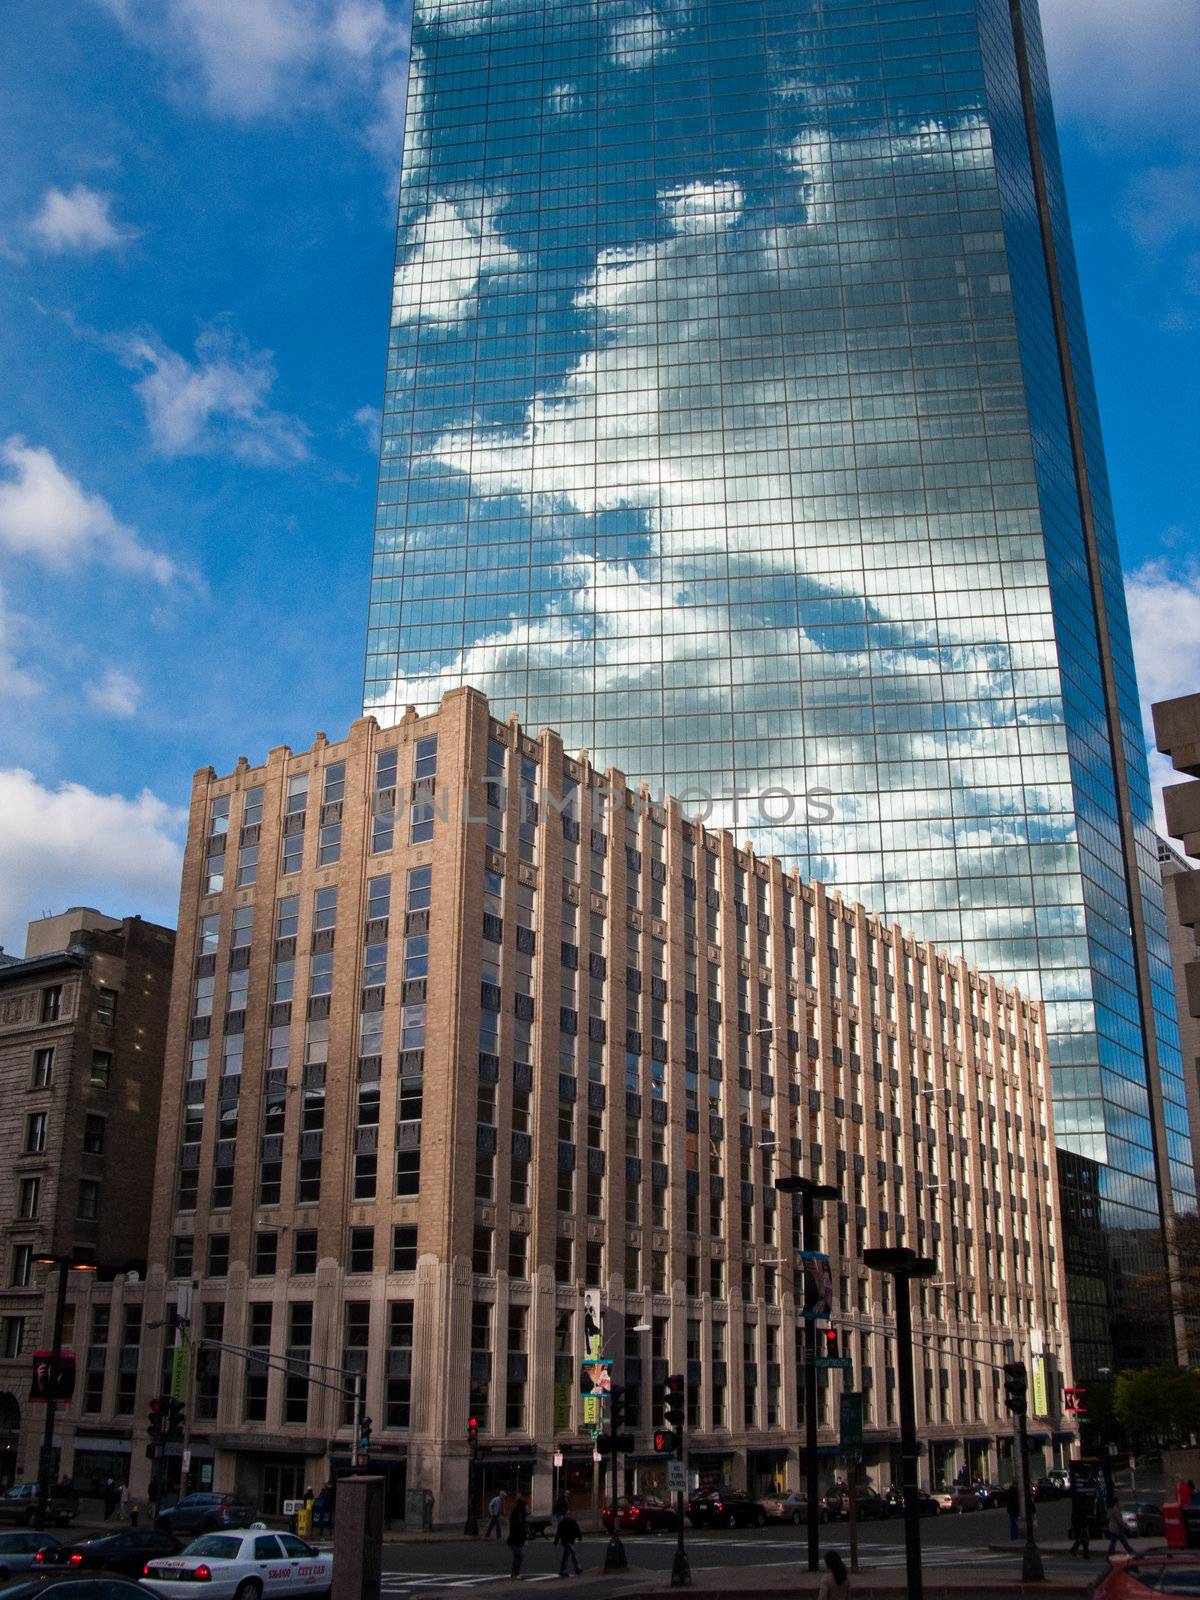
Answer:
xmin=604 ymin=1388 xmax=628 ymax=1572
xmin=1003 ymin=1356 xmax=1043 ymax=1582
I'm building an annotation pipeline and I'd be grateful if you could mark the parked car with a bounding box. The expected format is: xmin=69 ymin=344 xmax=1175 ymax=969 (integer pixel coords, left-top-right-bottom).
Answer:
xmin=601 ymin=1496 xmax=678 ymax=1534
xmin=153 ymin=1496 xmax=257 ymax=1536
xmin=822 ymin=1486 xmax=892 ymax=1522
xmin=1031 ymin=1477 xmax=1069 ymax=1503
xmin=932 ymin=1487 xmax=980 ymax=1514
xmin=141 ymin=1529 xmax=333 ymax=1600
xmin=0 ymin=1483 xmax=79 ymax=1527
xmin=2 ymin=1580 xmax=149 ymax=1600
xmin=686 ymin=1490 xmax=768 ymax=1529
xmin=973 ymin=1484 xmax=1004 ymax=1511
xmin=1092 ymin=1553 xmax=1200 ymax=1598
xmin=1121 ymin=1503 xmax=1166 ymax=1537
xmin=36 ymin=1532 xmax=182 ymax=1579
xmin=760 ymin=1491 xmax=825 ymax=1526
xmin=0 ymin=1530 xmax=61 ymax=1578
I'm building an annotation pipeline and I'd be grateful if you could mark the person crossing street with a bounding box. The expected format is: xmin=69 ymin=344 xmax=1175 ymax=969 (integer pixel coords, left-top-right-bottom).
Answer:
xmin=554 ymin=1512 xmax=583 ymax=1577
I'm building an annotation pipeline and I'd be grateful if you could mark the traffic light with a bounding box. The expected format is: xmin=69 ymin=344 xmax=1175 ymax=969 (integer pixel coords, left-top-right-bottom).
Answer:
xmin=653 ymin=1430 xmax=673 ymax=1455
xmin=195 ymin=1345 xmax=212 ymax=1382
xmin=167 ymin=1398 xmax=185 ymax=1437
xmin=609 ymin=1386 xmax=627 ymax=1429
xmin=824 ymin=1329 xmax=839 ymax=1357
xmin=1003 ymin=1361 xmax=1028 ymax=1417
xmin=661 ymin=1373 xmax=685 ymax=1457
xmin=468 ymin=1416 xmax=479 ymax=1457
xmin=360 ymin=1416 xmax=374 ymax=1451
xmin=147 ymin=1395 xmax=167 ymax=1442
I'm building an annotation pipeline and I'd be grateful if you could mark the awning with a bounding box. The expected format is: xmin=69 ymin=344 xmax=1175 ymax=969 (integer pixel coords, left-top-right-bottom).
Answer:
xmin=1027 ymin=1434 xmax=1050 ymax=1445
xmin=1053 ymin=1431 xmax=1075 ymax=1443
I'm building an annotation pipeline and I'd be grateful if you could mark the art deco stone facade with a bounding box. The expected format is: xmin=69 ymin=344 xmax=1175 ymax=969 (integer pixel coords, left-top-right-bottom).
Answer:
xmin=103 ymin=687 xmax=1067 ymax=1520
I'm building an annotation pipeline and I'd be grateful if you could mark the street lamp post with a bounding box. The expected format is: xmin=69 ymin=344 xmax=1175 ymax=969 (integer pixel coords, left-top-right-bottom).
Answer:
xmin=863 ymin=1247 xmax=937 ymax=1600
xmin=33 ymin=1254 xmax=96 ymax=1527
xmin=775 ymin=1175 xmax=838 ymax=1575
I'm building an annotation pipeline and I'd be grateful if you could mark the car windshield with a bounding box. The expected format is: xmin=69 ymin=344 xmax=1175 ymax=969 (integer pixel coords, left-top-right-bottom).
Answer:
xmin=1148 ymin=1566 xmax=1200 ymax=1597
xmin=184 ymin=1537 xmax=244 ymax=1560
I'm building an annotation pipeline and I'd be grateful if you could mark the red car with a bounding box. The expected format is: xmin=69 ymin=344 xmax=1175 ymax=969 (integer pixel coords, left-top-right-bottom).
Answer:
xmin=601 ymin=1496 xmax=679 ymax=1534
xmin=1092 ymin=1554 xmax=1200 ymax=1597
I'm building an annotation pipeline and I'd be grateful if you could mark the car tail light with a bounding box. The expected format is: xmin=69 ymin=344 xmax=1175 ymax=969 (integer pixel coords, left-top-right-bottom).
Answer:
xmin=194 ymin=1564 xmax=212 ymax=1581
xmin=34 ymin=1553 xmax=44 ymax=1565
xmin=143 ymin=1566 xmax=153 ymax=1577
xmin=69 ymin=1553 xmax=84 ymax=1565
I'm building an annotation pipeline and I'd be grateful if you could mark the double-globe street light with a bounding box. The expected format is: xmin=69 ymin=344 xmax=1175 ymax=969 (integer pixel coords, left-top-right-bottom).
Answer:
xmin=33 ymin=1252 xmax=97 ymax=1527
xmin=774 ymin=1174 xmax=838 ymax=1575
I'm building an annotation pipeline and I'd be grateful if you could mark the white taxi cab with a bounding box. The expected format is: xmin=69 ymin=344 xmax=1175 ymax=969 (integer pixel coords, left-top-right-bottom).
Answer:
xmin=140 ymin=1526 xmax=332 ymax=1600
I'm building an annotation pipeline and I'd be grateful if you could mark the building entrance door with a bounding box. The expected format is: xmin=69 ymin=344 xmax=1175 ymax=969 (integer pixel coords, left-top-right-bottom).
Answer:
xmin=263 ymin=1463 xmax=306 ymax=1517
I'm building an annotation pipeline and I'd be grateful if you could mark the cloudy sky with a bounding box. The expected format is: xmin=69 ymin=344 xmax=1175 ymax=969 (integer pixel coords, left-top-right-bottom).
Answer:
xmin=0 ymin=0 xmax=1197 ymax=951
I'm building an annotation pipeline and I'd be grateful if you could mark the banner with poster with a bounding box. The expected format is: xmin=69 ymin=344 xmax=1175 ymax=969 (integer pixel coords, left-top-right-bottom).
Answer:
xmin=579 ymin=1359 xmax=613 ymax=1397
xmin=582 ymin=1291 xmax=601 ymax=1359
xmin=29 ymin=1349 xmax=76 ymax=1402
xmin=800 ymin=1252 xmax=834 ymax=1320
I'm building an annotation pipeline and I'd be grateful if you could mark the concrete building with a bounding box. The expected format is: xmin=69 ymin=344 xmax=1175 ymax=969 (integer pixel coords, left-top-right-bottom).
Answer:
xmin=1155 ymin=694 xmax=1200 ymax=1194
xmin=113 ymin=687 xmax=1068 ymax=1522
xmin=0 ymin=909 xmax=175 ymax=1491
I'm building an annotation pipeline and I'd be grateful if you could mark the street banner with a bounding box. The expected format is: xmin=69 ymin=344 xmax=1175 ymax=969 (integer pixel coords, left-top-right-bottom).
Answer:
xmin=29 ymin=1349 xmax=76 ymax=1402
xmin=583 ymin=1396 xmax=598 ymax=1426
xmin=582 ymin=1291 xmax=601 ymax=1359
xmin=554 ymin=1383 xmax=572 ymax=1431
xmin=580 ymin=1358 xmax=612 ymax=1397
xmin=171 ymin=1342 xmax=190 ymax=1403
xmin=1032 ymin=1357 xmax=1048 ymax=1418
xmin=800 ymin=1251 xmax=834 ymax=1320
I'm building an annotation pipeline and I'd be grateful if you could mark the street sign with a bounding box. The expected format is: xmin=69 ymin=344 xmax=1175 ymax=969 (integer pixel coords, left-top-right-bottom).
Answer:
xmin=815 ymin=1357 xmax=853 ymax=1371
xmin=553 ymin=1452 xmax=564 ymax=1468
xmin=839 ymin=1391 xmax=863 ymax=1460
xmin=667 ymin=1460 xmax=686 ymax=1493
xmin=283 ymin=1499 xmax=303 ymax=1516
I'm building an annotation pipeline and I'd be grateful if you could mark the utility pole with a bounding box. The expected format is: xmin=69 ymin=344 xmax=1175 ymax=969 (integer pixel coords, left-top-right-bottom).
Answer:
xmin=604 ymin=1386 xmax=631 ymax=1570
xmin=1003 ymin=1356 xmax=1043 ymax=1582
xmin=664 ymin=1374 xmax=689 ymax=1587
xmin=776 ymin=1175 xmax=838 ymax=1574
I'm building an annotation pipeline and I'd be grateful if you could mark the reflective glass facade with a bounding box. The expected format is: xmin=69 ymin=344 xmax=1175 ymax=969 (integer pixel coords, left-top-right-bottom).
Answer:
xmin=366 ymin=0 xmax=1194 ymax=1370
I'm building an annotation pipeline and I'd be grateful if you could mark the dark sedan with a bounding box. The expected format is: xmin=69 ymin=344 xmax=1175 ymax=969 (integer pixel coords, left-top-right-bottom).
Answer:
xmin=602 ymin=1496 xmax=679 ymax=1533
xmin=686 ymin=1491 xmax=768 ymax=1529
xmin=1121 ymin=1502 xmax=1165 ymax=1536
xmin=1031 ymin=1477 xmax=1069 ymax=1503
xmin=0 ymin=1531 xmax=61 ymax=1578
xmin=822 ymin=1486 xmax=892 ymax=1522
xmin=152 ymin=1495 xmax=256 ymax=1536
xmin=0 ymin=1581 xmax=148 ymax=1600
xmin=35 ymin=1532 xmax=181 ymax=1578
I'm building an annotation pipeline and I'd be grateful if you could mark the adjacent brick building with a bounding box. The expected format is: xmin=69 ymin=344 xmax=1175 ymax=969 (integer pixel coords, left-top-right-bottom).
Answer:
xmin=108 ymin=687 xmax=1068 ymax=1521
xmin=1155 ymin=694 xmax=1200 ymax=1200
xmin=0 ymin=909 xmax=175 ymax=1490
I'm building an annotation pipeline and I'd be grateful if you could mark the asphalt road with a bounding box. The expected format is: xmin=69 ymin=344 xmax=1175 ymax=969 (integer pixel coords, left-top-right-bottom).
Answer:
xmin=375 ymin=1499 xmax=1086 ymax=1598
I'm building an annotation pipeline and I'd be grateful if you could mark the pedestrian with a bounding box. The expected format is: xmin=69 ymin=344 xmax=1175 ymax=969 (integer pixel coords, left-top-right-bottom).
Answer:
xmin=485 ymin=1490 xmax=505 ymax=1539
xmin=102 ymin=1478 xmax=120 ymax=1520
xmin=554 ymin=1512 xmax=583 ymax=1577
xmin=507 ymin=1496 xmax=528 ymax=1578
xmin=129 ymin=1502 xmax=140 ymax=1529
xmin=817 ymin=1550 xmax=850 ymax=1600
xmin=1068 ymin=1490 xmax=1092 ymax=1559
xmin=119 ymin=1484 xmax=130 ymax=1522
xmin=1105 ymin=1501 xmax=1136 ymax=1559
xmin=1005 ymin=1481 xmax=1020 ymax=1542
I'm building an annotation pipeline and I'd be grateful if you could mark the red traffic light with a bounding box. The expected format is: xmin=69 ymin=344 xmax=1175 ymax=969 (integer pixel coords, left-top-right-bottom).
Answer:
xmin=825 ymin=1329 xmax=837 ymax=1347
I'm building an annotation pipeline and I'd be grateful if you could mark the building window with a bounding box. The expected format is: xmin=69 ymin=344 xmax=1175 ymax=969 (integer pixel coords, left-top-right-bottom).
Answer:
xmin=83 ymin=1114 xmax=106 ymax=1155
xmin=237 ymin=843 xmax=259 ymax=886
xmin=18 ymin=1177 xmax=39 ymax=1220
xmin=396 ymin=1149 xmax=420 ymax=1197
xmin=410 ymin=736 xmax=438 ymax=843
xmin=296 ymin=1159 xmax=321 ymax=1204
xmin=293 ymin=1231 xmax=318 ymax=1275
xmin=207 ymin=1234 xmax=230 ymax=1277
xmin=472 ymin=1227 xmax=493 ymax=1275
xmin=244 ymin=1304 xmax=272 ymax=1423
xmin=341 ymin=1303 xmax=371 ymax=1424
xmin=172 ymin=1236 xmax=194 ymax=1278
xmin=254 ymin=1232 xmax=278 ymax=1275
xmin=3 ymin=1317 xmax=25 ymax=1360
xmin=116 ymin=1305 xmax=141 ymax=1413
xmin=41 ymin=985 xmax=63 ymax=1023
xmin=31 ymin=1047 xmax=53 ymax=1088
xmin=25 ymin=1112 xmax=47 ymax=1154
xmin=10 ymin=1246 xmax=33 ymax=1289
xmin=353 ymin=1152 xmax=378 ymax=1201
xmin=392 ymin=1225 xmax=417 ymax=1271
xmin=90 ymin=1051 xmax=112 ymax=1089
xmin=83 ymin=1306 xmax=109 ymax=1412
xmin=95 ymin=987 xmax=118 ymax=1028
xmin=196 ymin=1302 xmax=224 ymax=1421
xmin=385 ymin=1300 xmax=414 ymax=1429
xmin=76 ymin=1178 xmax=101 ymax=1220
xmin=349 ymin=1228 xmax=375 ymax=1274
xmin=285 ymin=1302 xmax=313 ymax=1423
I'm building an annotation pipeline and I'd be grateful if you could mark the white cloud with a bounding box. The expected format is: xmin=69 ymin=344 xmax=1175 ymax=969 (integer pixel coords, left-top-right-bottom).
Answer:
xmin=1125 ymin=558 xmax=1200 ymax=839
xmin=94 ymin=0 xmax=410 ymax=165
xmin=0 ymin=769 xmax=185 ymax=954
xmin=1039 ymin=0 xmax=1200 ymax=134
xmin=117 ymin=322 xmax=309 ymax=465
xmin=353 ymin=403 xmax=382 ymax=451
xmin=392 ymin=194 xmax=520 ymax=326
xmin=0 ymin=582 xmax=39 ymax=702
xmin=0 ymin=437 xmax=178 ymax=584
xmin=1120 ymin=166 xmax=1200 ymax=253
xmin=27 ymin=185 xmax=138 ymax=254
xmin=87 ymin=667 xmax=143 ymax=718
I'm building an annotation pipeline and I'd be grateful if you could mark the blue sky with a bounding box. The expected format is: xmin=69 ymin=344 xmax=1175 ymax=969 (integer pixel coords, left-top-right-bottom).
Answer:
xmin=0 ymin=0 xmax=1197 ymax=951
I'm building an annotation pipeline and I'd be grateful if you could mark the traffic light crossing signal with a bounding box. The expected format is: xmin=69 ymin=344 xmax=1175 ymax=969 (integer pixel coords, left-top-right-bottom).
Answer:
xmin=359 ymin=1416 xmax=374 ymax=1451
xmin=168 ymin=1398 xmax=185 ymax=1436
xmin=660 ymin=1373 xmax=685 ymax=1457
xmin=1003 ymin=1361 xmax=1028 ymax=1416
xmin=824 ymin=1329 xmax=838 ymax=1356
xmin=147 ymin=1395 xmax=167 ymax=1442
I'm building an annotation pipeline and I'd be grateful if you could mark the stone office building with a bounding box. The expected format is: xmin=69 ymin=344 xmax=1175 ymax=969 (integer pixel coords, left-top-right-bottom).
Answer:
xmin=0 ymin=909 xmax=175 ymax=1491
xmin=114 ymin=686 xmax=1069 ymax=1521
xmin=1155 ymin=694 xmax=1200 ymax=1202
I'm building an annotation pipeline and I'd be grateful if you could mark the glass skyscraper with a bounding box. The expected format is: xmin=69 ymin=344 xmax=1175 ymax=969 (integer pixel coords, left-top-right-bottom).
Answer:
xmin=366 ymin=0 xmax=1194 ymax=1370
